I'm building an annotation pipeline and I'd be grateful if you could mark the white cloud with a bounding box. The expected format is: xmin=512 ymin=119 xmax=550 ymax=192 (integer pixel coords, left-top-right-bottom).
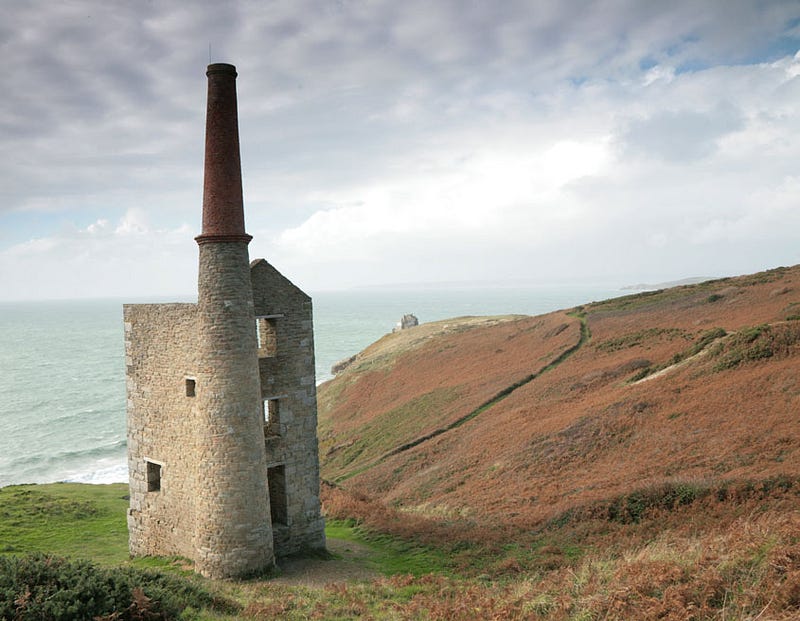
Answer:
xmin=1 ymin=1 xmax=800 ymax=298
xmin=272 ymin=136 xmax=612 ymax=266
xmin=690 ymin=175 xmax=800 ymax=244
xmin=642 ymin=65 xmax=676 ymax=86
xmin=0 ymin=210 xmax=196 ymax=300
xmin=264 ymin=48 xmax=800 ymax=289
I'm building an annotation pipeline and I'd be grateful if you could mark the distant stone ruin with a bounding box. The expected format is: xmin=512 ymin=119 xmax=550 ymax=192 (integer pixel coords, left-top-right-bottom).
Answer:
xmin=393 ymin=314 xmax=419 ymax=332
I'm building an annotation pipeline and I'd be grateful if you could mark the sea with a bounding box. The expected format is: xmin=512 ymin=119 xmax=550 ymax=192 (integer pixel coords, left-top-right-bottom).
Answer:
xmin=0 ymin=284 xmax=626 ymax=488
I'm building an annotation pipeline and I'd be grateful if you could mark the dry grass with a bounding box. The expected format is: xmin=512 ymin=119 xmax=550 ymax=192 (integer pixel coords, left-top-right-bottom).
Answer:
xmin=309 ymin=479 xmax=800 ymax=619
xmin=312 ymin=264 xmax=800 ymax=618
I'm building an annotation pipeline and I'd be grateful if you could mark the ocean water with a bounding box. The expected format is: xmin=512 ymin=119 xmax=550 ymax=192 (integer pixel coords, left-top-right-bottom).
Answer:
xmin=0 ymin=285 xmax=624 ymax=488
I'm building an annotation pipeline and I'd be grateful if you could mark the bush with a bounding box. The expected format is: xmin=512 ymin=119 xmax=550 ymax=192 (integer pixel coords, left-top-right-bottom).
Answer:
xmin=626 ymin=327 xmax=726 ymax=382
xmin=0 ymin=554 xmax=237 ymax=620
xmin=604 ymin=482 xmax=708 ymax=524
xmin=712 ymin=323 xmax=800 ymax=371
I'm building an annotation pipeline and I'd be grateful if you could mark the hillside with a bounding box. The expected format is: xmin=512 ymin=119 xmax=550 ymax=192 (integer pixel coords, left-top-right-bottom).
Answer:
xmin=317 ymin=265 xmax=800 ymax=616
xmin=320 ymin=266 xmax=800 ymax=523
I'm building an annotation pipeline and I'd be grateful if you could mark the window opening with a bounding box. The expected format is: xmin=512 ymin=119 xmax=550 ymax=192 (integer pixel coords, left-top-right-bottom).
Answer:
xmin=263 ymin=398 xmax=281 ymax=437
xmin=255 ymin=317 xmax=278 ymax=358
xmin=267 ymin=465 xmax=287 ymax=525
xmin=185 ymin=378 xmax=196 ymax=397
xmin=146 ymin=460 xmax=162 ymax=492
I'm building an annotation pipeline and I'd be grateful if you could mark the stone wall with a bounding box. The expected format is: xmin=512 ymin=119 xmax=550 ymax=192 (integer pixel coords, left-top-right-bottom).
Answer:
xmin=124 ymin=303 xmax=199 ymax=560
xmin=251 ymin=259 xmax=326 ymax=555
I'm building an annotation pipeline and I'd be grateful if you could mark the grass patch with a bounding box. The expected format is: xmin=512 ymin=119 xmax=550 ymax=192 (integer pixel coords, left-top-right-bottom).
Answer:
xmin=595 ymin=327 xmax=687 ymax=352
xmin=3 ymin=477 xmax=800 ymax=618
xmin=324 ymin=387 xmax=462 ymax=480
xmin=587 ymin=267 xmax=791 ymax=315
xmin=736 ymin=265 xmax=789 ymax=286
xmin=0 ymin=483 xmax=130 ymax=564
xmin=325 ymin=520 xmax=453 ymax=577
xmin=588 ymin=288 xmax=668 ymax=312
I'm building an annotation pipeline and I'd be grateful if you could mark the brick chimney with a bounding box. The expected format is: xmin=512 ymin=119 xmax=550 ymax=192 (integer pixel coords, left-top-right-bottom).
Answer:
xmin=195 ymin=63 xmax=252 ymax=245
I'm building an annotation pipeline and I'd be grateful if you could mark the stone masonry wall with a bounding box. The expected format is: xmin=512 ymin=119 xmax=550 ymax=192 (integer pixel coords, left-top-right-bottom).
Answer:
xmin=194 ymin=242 xmax=274 ymax=578
xmin=250 ymin=259 xmax=326 ymax=555
xmin=124 ymin=303 xmax=199 ymax=560
xmin=125 ymin=258 xmax=324 ymax=573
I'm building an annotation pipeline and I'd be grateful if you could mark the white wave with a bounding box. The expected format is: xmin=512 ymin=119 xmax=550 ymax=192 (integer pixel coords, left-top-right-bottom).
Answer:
xmin=64 ymin=461 xmax=128 ymax=484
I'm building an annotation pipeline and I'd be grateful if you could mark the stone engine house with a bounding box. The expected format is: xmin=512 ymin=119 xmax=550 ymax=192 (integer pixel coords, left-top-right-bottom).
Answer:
xmin=124 ymin=63 xmax=325 ymax=579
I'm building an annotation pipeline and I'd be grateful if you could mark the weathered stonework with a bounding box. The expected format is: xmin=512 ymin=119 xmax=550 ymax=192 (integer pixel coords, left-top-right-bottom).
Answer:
xmin=393 ymin=313 xmax=419 ymax=332
xmin=124 ymin=63 xmax=325 ymax=579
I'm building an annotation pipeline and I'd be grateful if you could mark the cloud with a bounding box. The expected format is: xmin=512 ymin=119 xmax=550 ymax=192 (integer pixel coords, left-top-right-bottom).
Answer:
xmin=0 ymin=210 xmax=196 ymax=300
xmin=1 ymin=1 xmax=799 ymax=298
xmin=621 ymin=107 xmax=744 ymax=162
xmin=271 ymin=136 xmax=611 ymax=259
xmin=260 ymin=46 xmax=800 ymax=289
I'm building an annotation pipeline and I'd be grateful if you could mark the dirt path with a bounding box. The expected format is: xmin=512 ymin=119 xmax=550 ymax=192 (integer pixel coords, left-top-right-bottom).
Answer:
xmin=340 ymin=310 xmax=591 ymax=483
xmin=271 ymin=538 xmax=379 ymax=587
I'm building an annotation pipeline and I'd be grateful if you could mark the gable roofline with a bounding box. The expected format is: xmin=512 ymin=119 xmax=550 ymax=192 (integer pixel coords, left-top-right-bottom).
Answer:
xmin=250 ymin=258 xmax=311 ymax=300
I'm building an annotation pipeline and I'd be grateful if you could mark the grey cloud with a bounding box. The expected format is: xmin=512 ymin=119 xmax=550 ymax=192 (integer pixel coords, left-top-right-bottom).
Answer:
xmin=620 ymin=107 xmax=745 ymax=162
xmin=1 ymin=0 xmax=798 ymax=253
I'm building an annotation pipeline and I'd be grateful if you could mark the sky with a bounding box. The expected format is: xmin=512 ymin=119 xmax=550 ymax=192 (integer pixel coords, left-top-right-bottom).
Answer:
xmin=1 ymin=0 xmax=800 ymax=301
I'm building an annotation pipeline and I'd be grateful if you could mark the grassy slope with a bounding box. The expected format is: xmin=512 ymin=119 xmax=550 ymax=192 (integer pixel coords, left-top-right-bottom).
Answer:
xmin=315 ymin=264 xmax=800 ymax=618
xmin=318 ymin=313 xmax=582 ymax=481
xmin=0 ymin=483 xmax=130 ymax=564
xmin=320 ymin=265 xmax=800 ymax=526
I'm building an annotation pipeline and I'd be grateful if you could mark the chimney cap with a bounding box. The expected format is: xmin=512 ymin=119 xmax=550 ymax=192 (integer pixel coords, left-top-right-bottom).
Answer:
xmin=206 ymin=63 xmax=237 ymax=77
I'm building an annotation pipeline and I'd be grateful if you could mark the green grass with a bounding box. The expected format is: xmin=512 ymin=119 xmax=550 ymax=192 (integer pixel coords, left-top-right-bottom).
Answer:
xmin=325 ymin=386 xmax=462 ymax=480
xmin=594 ymin=327 xmax=688 ymax=352
xmin=0 ymin=483 xmax=130 ymax=564
xmin=325 ymin=520 xmax=453 ymax=576
xmin=709 ymin=323 xmax=800 ymax=371
xmin=2 ymin=479 xmax=799 ymax=618
xmin=585 ymin=268 xmax=789 ymax=315
xmin=0 ymin=484 xmax=450 ymax=579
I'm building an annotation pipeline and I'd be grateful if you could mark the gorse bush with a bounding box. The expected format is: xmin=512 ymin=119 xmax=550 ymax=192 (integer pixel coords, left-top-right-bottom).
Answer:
xmin=626 ymin=327 xmax=727 ymax=382
xmin=0 ymin=554 xmax=237 ymax=620
xmin=712 ymin=322 xmax=800 ymax=371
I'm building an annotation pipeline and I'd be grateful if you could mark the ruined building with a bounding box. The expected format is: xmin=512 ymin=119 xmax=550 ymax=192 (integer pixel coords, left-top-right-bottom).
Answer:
xmin=124 ymin=64 xmax=325 ymax=579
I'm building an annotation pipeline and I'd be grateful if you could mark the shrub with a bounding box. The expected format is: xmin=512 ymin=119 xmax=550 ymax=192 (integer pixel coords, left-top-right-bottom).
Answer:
xmin=601 ymin=482 xmax=708 ymax=524
xmin=626 ymin=327 xmax=726 ymax=382
xmin=712 ymin=323 xmax=800 ymax=371
xmin=0 ymin=554 xmax=237 ymax=620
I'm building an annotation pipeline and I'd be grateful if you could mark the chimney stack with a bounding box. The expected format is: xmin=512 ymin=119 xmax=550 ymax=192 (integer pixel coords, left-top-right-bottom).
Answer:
xmin=196 ymin=63 xmax=251 ymax=245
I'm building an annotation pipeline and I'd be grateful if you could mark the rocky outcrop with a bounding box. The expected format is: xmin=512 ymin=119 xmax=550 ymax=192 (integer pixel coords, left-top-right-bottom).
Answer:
xmin=331 ymin=354 xmax=356 ymax=375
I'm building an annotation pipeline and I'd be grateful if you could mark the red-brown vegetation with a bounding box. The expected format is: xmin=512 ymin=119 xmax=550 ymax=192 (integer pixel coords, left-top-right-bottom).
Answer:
xmin=317 ymin=265 xmax=800 ymax=617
